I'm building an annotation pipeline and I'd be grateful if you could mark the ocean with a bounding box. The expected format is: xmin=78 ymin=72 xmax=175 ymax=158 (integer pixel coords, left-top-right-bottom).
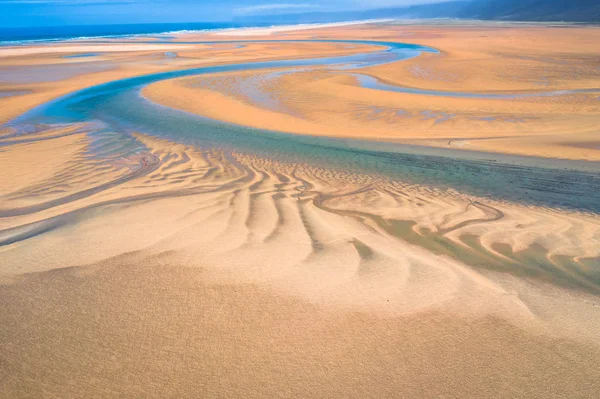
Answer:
xmin=0 ymin=22 xmax=273 ymax=45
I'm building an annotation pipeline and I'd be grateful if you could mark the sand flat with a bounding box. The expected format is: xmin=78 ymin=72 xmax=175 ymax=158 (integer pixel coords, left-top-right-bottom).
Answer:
xmin=143 ymin=24 xmax=600 ymax=160
xmin=0 ymin=40 xmax=379 ymax=123
xmin=1 ymin=22 xmax=599 ymax=398
xmin=0 ymin=44 xmax=195 ymax=57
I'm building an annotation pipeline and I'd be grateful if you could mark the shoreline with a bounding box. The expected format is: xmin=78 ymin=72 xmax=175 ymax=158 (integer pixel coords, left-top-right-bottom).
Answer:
xmin=0 ymin=19 xmax=392 ymax=46
xmin=4 ymin=18 xmax=598 ymax=46
xmin=140 ymin=24 xmax=600 ymax=161
xmin=2 ymin=23 xmax=599 ymax=161
xmin=141 ymin=90 xmax=600 ymax=174
xmin=0 ymin=39 xmax=382 ymax=124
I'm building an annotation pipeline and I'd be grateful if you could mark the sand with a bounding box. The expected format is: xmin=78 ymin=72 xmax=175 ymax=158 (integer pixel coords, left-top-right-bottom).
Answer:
xmin=144 ymin=24 xmax=600 ymax=160
xmin=1 ymin=127 xmax=599 ymax=397
xmin=0 ymin=44 xmax=194 ymax=57
xmin=1 ymin=22 xmax=600 ymax=398
xmin=2 ymin=258 xmax=599 ymax=398
xmin=0 ymin=40 xmax=379 ymax=123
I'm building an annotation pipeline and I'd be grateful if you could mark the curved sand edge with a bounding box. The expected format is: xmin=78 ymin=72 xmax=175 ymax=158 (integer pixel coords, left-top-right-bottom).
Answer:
xmin=142 ymin=24 xmax=600 ymax=161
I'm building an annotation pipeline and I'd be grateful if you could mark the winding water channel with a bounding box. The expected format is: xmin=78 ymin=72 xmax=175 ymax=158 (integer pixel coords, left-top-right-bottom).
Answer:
xmin=6 ymin=39 xmax=600 ymax=213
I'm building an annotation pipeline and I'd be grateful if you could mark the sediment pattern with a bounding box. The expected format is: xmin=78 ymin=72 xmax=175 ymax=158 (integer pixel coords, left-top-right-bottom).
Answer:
xmin=2 ymin=126 xmax=599 ymax=313
xmin=2 ymin=125 xmax=600 ymax=397
xmin=2 ymin=27 xmax=600 ymax=398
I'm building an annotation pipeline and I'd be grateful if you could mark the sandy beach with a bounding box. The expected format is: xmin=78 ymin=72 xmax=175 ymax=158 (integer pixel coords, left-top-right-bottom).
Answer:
xmin=143 ymin=24 xmax=600 ymax=160
xmin=0 ymin=39 xmax=380 ymax=123
xmin=1 ymin=21 xmax=599 ymax=398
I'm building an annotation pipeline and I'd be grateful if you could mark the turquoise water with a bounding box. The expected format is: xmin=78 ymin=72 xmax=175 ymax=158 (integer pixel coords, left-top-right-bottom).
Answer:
xmin=0 ymin=22 xmax=271 ymax=45
xmin=6 ymin=40 xmax=600 ymax=213
xmin=62 ymin=53 xmax=100 ymax=59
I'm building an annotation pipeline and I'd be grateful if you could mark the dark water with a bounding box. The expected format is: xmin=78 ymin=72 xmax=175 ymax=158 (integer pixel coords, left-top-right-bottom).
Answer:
xmin=0 ymin=22 xmax=271 ymax=45
xmin=6 ymin=39 xmax=600 ymax=213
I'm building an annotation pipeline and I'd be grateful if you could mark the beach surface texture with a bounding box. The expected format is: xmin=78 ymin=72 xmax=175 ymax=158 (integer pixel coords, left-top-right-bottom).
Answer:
xmin=1 ymin=21 xmax=600 ymax=398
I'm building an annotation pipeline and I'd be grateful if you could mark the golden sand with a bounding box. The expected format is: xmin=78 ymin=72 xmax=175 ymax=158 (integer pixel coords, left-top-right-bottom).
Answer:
xmin=1 ymin=23 xmax=600 ymax=398
xmin=1 ymin=126 xmax=600 ymax=397
xmin=0 ymin=40 xmax=380 ymax=123
xmin=144 ymin=24 xmax=600 ymax=160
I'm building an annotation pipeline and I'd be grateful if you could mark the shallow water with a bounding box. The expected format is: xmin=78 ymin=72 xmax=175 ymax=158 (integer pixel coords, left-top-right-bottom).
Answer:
xmin=6 ymin=39 xmax=600 ymax=213
xmin=0 ymin=62 xmax=113 ymax=84
xmin=353 ymin=73 xmax=600 ymax=99
xmin=62 ymin=53 xmax=100 ymax=59
xmin=0 ymin=90 xmax=28 ymax=98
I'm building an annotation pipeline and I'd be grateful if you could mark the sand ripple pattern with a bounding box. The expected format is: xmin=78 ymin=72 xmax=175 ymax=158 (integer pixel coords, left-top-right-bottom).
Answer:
xmin=1 ymin=127 xmax=599 ymax=342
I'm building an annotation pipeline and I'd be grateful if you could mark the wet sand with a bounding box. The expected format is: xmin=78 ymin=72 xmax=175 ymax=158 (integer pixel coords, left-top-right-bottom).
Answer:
xmin=0 ymin=40 xmax=379 ymax=123
xmin=1 ymin=22 xmax=600 ymax=398
xmin=144 ymin=24 xmax=600 ymax=160
xmin=2 ymin=128 xmax=599 ymax=397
